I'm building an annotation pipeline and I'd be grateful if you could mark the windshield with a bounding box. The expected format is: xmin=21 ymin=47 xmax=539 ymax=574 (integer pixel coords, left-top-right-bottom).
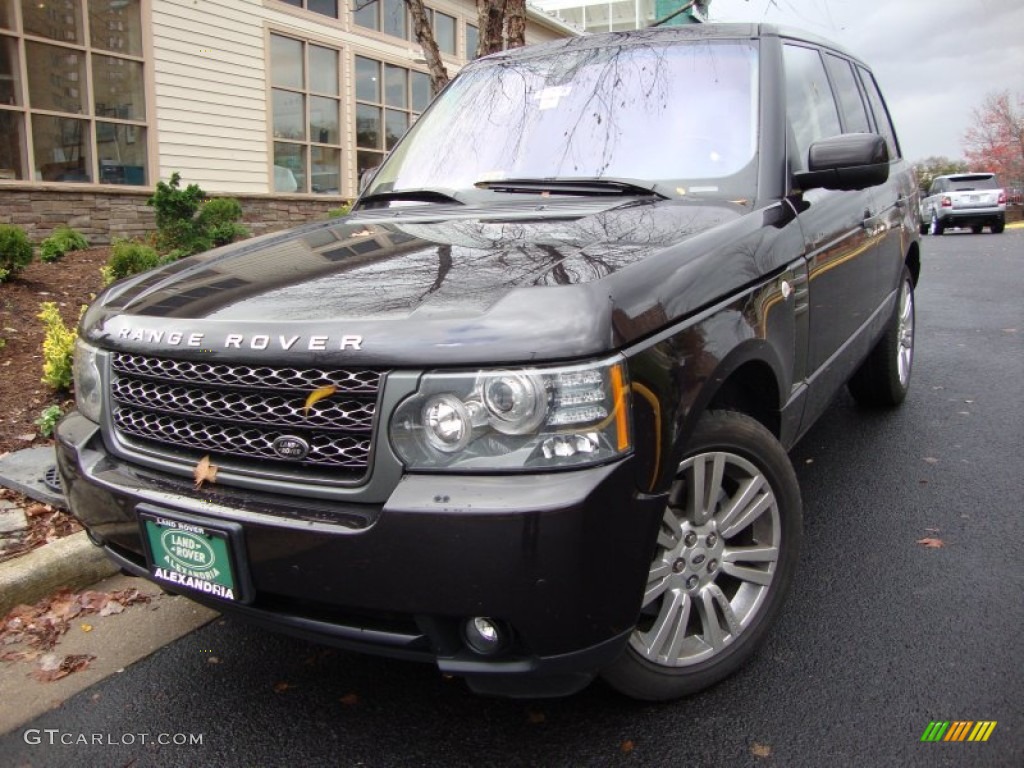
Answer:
xmin=367 ymin=39 xmax=759 ymax=202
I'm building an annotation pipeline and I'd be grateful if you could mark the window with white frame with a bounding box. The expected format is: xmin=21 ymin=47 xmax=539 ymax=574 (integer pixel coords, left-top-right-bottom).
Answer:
xmin=354 ymin=2 xmax=458 ymax=56
xmin=354 ymin=55 xmax=430 ymax=176
xmin=276 ymin=0 xmax=340 ymax=20
xmin=0 ymin=0 xmax=148 ymax=185
xmin=270 ymin=33 xmax=343 ymax=194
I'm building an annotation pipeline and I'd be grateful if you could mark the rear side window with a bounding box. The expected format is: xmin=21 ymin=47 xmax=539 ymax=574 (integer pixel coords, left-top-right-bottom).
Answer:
xmin=824 ymin=54 xmax=871 ymax=133
xmin=783 ymin=44 xmax=841 ymax=171
xmin=857 ymin=67 xmax=900 ymax=160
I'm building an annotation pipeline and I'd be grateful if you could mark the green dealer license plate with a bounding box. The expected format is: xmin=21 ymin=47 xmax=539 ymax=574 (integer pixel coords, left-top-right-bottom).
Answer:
xmin=139 ymin=508 xmax=246 ymax=602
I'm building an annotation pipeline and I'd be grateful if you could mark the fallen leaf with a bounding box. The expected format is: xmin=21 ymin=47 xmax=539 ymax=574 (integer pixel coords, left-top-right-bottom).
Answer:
xmin=339 ymin=693 xmax=359 ymax=707
xmin=303 ymin=385 xmax=337 ymax=415
xmin=273 ymin=681 xmax=294 ymax=693
xmin=193 ymin=455 xmax=218 ymax=490
xmin=804 ymin=458 xmax=814 ymax=465
xmin=207 ymin=656 xmax=221 ymax=664
xmin=32 ymin=653 xmax=95 ymax=682
xmin=80 ymin=624 xmax=93 ymax=633
xmin=526 ymin=710 xmax=546 ymax=724
xmin=751 ymin=743 xmax=772 ymax=758
xmin=99 ymin=601 xmax=125 ymax=617
xmin=25 ymin=504 xmax=50 ymax=518
xmin=916 ymin=537 xmax=945 ymax=548
xmin=620 ymin=740 xmax=636 ymax=754
xmin=924 ymin=527 xmax=940 ymax=533
xmin=922 ymin=457 xmax=940 ymax=464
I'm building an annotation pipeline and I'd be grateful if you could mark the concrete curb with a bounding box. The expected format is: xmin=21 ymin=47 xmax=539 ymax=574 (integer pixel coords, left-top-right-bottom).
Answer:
xmin=0 ymin=531 xmax=118 ymax=617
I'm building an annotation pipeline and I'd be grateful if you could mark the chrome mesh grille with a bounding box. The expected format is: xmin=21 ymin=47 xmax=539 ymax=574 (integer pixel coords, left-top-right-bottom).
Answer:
xmin=110 ymin=352 xmax=381 ymax=474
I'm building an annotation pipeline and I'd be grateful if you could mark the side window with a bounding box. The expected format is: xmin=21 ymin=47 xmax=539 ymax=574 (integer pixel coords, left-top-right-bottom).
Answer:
xmin=783 ymin=44 xmax=841 ymax=171
xmin=824 ymin=54 xmax=871 ymax=133
xmin=857 ymin=66 xmax=900 ymax=160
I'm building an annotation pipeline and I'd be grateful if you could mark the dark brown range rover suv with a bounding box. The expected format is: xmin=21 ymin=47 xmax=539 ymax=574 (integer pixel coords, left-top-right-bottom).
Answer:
xmin=57 ymin=24 xmax=921 ymax=700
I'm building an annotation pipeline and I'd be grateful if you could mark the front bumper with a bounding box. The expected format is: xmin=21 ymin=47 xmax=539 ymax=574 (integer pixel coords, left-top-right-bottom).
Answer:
xmin=56 ymin=412 xmax=665 ymax=697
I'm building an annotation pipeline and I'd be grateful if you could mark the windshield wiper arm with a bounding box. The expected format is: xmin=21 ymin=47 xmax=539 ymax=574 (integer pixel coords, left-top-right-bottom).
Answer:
xmin=356 ymin=188 xmax=463 ymax=209
xmin=474 ymin=177 xmax=667 ymax=199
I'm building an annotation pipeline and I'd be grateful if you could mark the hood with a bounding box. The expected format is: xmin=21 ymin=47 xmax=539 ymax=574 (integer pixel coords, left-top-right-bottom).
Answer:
xmin=88 ymin=199 xmax=757 ymax=366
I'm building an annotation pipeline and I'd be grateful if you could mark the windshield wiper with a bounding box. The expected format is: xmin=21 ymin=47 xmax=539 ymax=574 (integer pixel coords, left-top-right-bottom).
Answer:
xmin=356 ymin=188 xmax=464 ymax=209
xmin=474 ymin=177 xmax=667 ymax=199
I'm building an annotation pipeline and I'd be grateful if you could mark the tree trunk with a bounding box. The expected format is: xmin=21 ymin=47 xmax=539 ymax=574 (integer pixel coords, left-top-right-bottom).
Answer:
xmin=477 ymin=0 xmax=507 ymax=57
xmin=504 ymin=0 xmax=525 ymax=50
xmin=406 ymin=0 xmax=449 ymax=96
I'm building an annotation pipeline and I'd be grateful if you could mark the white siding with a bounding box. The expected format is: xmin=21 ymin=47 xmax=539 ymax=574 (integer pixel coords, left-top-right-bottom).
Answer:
xmin=151 ymin=0 xmax=269 ymax=193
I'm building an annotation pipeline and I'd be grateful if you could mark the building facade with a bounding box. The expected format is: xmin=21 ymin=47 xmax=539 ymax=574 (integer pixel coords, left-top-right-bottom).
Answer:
xmin=0 ymin=0 xmax=575 ymax=241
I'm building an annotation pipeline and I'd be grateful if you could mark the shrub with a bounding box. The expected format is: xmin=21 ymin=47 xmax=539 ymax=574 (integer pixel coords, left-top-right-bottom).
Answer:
xmin=197 ymin=197 xmax=248 ymax=246
xmin=0 ymin=224 xmax=33 ymax=282
xmin=102 ymin=239 xmax=160 ymax=285
xmin=38 ymin=302 xmax=78 ymax=391
xmin=35 ymin=404 xmax=64 ymax=438
xmin=147 ymin=173 xmax=247 ymax=255
xmin=328 ymin=203 xmax=352 ymax=218
xmin=39 ymin=226 xmax=90 ymax=263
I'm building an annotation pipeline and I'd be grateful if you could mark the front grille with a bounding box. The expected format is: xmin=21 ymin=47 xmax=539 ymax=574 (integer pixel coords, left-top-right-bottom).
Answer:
xmin=110 ymin=353 xmax=382 ymax=477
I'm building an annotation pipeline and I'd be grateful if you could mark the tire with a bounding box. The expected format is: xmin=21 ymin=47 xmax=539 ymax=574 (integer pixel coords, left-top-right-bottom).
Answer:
xmin=930 ymin=212 xmax=944 ymax=236
xmin=971 ymin=225 xmax=983 ymax=234
xmin=601 ymin=411 xmax=802 ymax=701
xmin=918 ymin=218 xmax=928 ymax=235
xmin=847 ymin=266 xmax=915 ymax=407
xmin=991 ymin=221 xmax=1005 ymax=234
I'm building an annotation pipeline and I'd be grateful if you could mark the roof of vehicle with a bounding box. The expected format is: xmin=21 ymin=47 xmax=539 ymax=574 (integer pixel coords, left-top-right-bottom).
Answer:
xmin=473 ymin=22 xmax=863 ymax=66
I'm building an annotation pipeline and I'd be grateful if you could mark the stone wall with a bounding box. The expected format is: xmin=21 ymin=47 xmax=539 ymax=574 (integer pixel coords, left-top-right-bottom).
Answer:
xmin=0 ymin=186 xmax=350 ymax=245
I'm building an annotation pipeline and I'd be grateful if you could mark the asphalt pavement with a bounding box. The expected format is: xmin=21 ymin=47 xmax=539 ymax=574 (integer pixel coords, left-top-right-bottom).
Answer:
xmin=1 ymin=228 xmax=1021 ymax=767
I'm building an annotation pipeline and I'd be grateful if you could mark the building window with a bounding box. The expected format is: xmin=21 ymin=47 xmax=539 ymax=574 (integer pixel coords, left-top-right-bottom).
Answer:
xmin=466 ymin=23 xmax=478 ymax=59
xmin=270 ymin=33 xmax=342 ymax=194
xmin=353 ymin=0 xmax=406 ymax=37
xmin=0 ymin=0 xmax=148 ymax=185
xmin=355 ymin=2 xmax=458 ymax=56
xmin=354 ymin=55 xmax=429 ymax=176
xmin=277 ymin=0 xmax=339 ymax=19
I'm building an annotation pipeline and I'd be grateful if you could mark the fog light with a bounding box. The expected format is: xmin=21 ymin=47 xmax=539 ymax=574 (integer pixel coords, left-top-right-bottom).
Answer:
xmin=463 ymin=617 xmax=506 ymax=656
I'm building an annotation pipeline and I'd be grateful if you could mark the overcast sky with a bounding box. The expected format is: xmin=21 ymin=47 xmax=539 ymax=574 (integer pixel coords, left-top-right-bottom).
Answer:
xmin=707 ymin=0 xmax=1024 ymax=162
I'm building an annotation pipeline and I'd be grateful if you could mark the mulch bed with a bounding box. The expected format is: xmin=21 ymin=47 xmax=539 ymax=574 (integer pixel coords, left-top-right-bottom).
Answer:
xmin=0 ymin=246 xmax=110 ymax=457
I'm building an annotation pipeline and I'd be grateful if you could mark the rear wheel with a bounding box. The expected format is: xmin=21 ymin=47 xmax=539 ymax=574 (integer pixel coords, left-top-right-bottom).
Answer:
xmin=991 ymin=221 xmax=1005 ymax=234
xmin=930 ymin=212 xmax=944 ymax=236
xmin=601 ymin=411 xmax=801 ymax=701
xmin=848 ymin=266 xmax=915 ymax=407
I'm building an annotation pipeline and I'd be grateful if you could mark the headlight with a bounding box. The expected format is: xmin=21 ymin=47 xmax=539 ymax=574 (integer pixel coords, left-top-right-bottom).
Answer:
xmin=73 ymin=339 xmax=103 ymax=423
xmin=390 ymin=357 xmax=631 ymax=471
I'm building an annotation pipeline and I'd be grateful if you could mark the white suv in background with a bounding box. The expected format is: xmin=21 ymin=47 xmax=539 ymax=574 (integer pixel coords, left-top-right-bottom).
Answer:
xmin=920 ymin=172 xmax=1006 ymax=235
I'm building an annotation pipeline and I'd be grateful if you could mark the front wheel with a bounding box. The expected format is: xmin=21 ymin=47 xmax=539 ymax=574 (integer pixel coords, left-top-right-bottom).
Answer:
xmin=601 ymin=411 xmax=802 ymax=701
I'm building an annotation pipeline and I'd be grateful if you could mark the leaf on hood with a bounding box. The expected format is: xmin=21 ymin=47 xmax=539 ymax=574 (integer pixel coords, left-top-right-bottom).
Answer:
xmin=303 ymin=385 xmax=337 ymax=416
xmin=916 ymin=537 xmax=945 ymax=548
xmin=193 ymin=455 xmax=218 ymax=489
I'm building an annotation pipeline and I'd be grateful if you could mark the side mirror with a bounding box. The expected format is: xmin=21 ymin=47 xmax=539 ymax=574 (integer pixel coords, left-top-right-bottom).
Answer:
xmin=793 ymin=133 xmax=889 ymax=192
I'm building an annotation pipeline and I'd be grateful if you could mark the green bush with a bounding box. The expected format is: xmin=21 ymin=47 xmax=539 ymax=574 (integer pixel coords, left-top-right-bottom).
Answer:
xmin=147 ymin=173 xmax=247 ymax=256
xmin=328 ymin=203 xmax=352 ymax=218
xmin=102 ymin=239 xmax=161 ymax=285
xmin=197 ymin=197 xmax=248 ymax=246
xmin=0 ymin=224 xmax=33 ymax=282
xmin=38 ymin=302 xmax=77 ymax=391
xmin=35 ymin=404 xmax=64 ymax=438
xmin=39 ymin=226 xmax=90 ymax=263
